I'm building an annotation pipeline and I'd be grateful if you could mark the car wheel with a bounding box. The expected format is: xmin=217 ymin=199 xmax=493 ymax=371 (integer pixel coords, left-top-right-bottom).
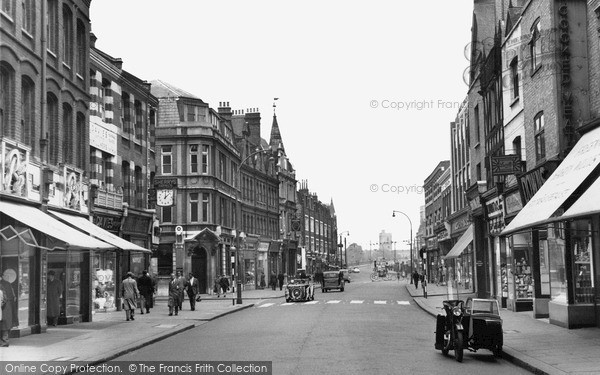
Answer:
xmin=341 ymin=287 xmax=345 ymax=292
xmin=286 ymin=298 xmax=290 ymax=303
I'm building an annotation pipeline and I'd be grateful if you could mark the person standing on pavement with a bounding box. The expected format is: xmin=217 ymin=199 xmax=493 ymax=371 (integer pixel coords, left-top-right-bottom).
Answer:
xmin=412 ymin=270 xmax=419 ymax=289
xmin=219 ymin=274 xmax=229 ymax=298
xmin=46 ymin=270 xmax=63 ymax=326
xmin=176 ymin=271 xmax=186 ymax=310
xmin=121 ymin=272 xmax=139 ymax=321
xmin=186 ymin=273 xmax=200 ymax=310
xmin=0 ymin=271 xmax=15 ymax=347
xmin=213 ymin=275 xmax=221 ymax=297
xmin=277 ymin=272 xmax=284 ymax=291
xmin=137 ymin=270 xmax=153 ymax=314
xmin=168 ymin=273 xmax=180 ymax=316
xmin=269 ymin=271 xmax=277 ymax=291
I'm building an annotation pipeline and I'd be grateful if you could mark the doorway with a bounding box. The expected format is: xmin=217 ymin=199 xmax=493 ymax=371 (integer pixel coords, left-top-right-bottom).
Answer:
xmin=191 ymin=247 xmax=208 ymax=293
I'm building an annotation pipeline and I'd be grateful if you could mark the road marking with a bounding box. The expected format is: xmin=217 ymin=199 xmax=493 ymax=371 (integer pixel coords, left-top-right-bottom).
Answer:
xmin=397 ymin=301 xmax=410 ymax=305
xmin=374 ymin=301 xmax=387 ymax=304
xmin=305 ymin=301 xmax=319 ymax=304
xmin=258 ymin=303 xmax=275 ymax=308
xmin=281 ymin=303 xmax=295 ymax=306
xmin=350 ymin=300 xmax=364 ymax=304
xmin=327 ymin=300 xmax=341 ymax=304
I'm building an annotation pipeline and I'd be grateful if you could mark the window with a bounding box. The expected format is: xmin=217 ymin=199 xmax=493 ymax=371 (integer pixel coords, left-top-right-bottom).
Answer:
xmin=530 ymin=20 xmax=542 ymax=71
xmin=474 ymin=104 xmax=480 ymax=142
xmin=190 ymin=145 xmax=199 ymax=173
xmin=510 ymin=57 xmax=519 ymax=99
xmin=513 ymin=136 xmax=522 ymax=159
xmin=134 ymin=100 xmax=142 ymax=140
xmin=122 ymin=92 xmax=131 ymax=132
xmin=122 ymin=161 xmax=130 ymax=203
xmin=476 ymin=163 xmax=482 ymax=181
xmin=135 ymin=166 xmax=143 ymax=207
xmin=202 ymin=193 xmax=210 ymax=222
xmin=201 ymin=145 xmax=209 ymax=174
xmin=62 ymin=4 xmax=73 ymax=66
xmin=534 ymin=112 xmax=545 ymax=161
xmin=22 ymin=0 xmax=34 ymax=34
xmin=62 ymin=103 xmax=73 ymax=164
xmin=102 ymin=154 xmax=111 ymax=187
xmin=162 ymin=206 xmax=172 ymax=223
xmin=161 ymin=146 xmax=172 ymax=174
xmin=219 ymin=152 xmax=226 ymax=181
xmin=0 ymin=63 xmax=15 ymax=138
xmin=76 ymin=20 xmax=85 ymax=76
xmin=190 ymin=192 xmax=199 ymax=222
xmin=186 ymin=105 xmax=195 ymax=122
xmin=47 ymin=0 xmax=58 ymax=53
xmin=21 ymin=76 xmax=35 ymax=151
xmin=47 ymin=93 xmax=59 ymax=164
xmin=76 ymin=112 xmax=86 ymax=169
xmin=1 ymin=0 xmax=13 ymax=18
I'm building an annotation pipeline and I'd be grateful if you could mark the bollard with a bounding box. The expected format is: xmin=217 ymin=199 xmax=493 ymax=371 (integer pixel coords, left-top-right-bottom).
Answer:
xmin=423 ymin=281 xmax=427 ymax=299
xmin=232 ymin=298 xmax=235 ymax=306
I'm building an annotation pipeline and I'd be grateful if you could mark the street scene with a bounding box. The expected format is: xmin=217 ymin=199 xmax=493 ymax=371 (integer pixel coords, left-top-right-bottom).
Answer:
xmin=1 ymin=0 xmax=600 ymax=374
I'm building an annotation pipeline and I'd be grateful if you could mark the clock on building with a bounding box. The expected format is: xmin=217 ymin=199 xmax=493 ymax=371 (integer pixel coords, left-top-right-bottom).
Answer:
xmin=156 ymin=189 xmax=174 ymax=206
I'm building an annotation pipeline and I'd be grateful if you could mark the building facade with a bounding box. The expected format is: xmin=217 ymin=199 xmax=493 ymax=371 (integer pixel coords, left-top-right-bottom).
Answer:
xmin=423 ymin=161 xmax=450 ymax=282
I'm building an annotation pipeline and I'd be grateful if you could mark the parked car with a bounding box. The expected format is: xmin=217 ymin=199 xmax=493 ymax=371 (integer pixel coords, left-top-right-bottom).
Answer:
xmin=351 ymin=267 xmax=360 ymax=273
xmin=341 ymin=269 xmax=351 ymax=283
xmin=322 ymin=270 xmax=345 ymax=292
xmin=285 ymin=277 xmax=315 ymax=302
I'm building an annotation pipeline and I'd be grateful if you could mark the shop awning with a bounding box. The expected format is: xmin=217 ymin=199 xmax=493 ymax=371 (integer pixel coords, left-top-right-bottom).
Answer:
xmin=501 ymin=126 xmax=600 ymax=236
xmin=50 ymin=210 xmax=150 ymax=253
xmin=444 ymin=225 xmax=473 ymax=259
xmin=0 ymin=201 xmax=114 ymax=250
xmin=561 ymin=175 xmax=600 ymax=220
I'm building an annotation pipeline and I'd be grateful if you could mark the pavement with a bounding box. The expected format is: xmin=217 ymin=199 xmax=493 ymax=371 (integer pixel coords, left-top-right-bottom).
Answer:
xmin=1 ymin=279 xmax=599 ymax=375
xmin=409 ymin=282 xmax=600 ymax=375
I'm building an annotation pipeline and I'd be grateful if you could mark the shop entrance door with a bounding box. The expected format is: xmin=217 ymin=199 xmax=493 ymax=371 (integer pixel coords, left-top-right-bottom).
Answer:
xmin=191 ymin=247 xmax=208 ymax=293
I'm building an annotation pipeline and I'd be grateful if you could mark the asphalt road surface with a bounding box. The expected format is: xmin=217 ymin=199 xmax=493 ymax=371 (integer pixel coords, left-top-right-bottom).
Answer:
xmin=116 ymin=267 xmax=532 ymax=375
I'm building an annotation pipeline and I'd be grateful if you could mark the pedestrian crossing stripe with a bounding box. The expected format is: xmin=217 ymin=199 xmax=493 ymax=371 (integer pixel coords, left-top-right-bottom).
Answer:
xmin=256 ymin=300 xmax=411 ymax=308
xmin=327 ymin=300 xmax=341 ymax=304
xmin=281 ymin=303 xmax=294 ymax=306
xmin=374 ymin=301 xmax=387 ymax=304
xmin=350 ymin=300 xmax=363 ymax=304
xmin=258 ymin=303 xmax=275 ymax=308
xmin=397 ymin=301 xmax=410 ymax=305
xmin=305 ymin=301 xmax=319 ymax=304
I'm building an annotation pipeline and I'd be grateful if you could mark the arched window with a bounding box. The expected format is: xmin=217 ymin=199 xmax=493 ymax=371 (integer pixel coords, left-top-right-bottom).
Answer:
xmin=22 ymin=0 xmax=34 ymax=35
xmin=0 ymin=62 xmax=15 ymax=138
xmin=62 ymin=4 xmax=73 ymax=66
xmin=21 ymin=76 xmax=35 ymax=152
xmin=47 ymin=0 xmax=58 ymax=53
xmin=62 ymin=103 xmax=73 ymax=164
xmin=534 ymin=112 xmax=545 ymax=161
xmin=530 ymin=19 xmax=542 ymax=71
xmin=76 ymin=112 xmax=86 ymax=169
xmin=1 ymin=0 xmax=15 ymax=18
xmin=46 ymin=93 xmax=59 ymax=164
xmin=76 ymin=20 xmax=86 ymax=77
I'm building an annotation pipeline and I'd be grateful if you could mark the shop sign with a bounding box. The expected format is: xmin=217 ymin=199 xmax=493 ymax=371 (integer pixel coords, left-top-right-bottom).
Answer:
xmin=154 ymin=178 xmax=178 ymax=189
xmin=90 ymin=117 xmax=118 ymax=155
xmin=93 ymin=214 xmax=122 ymax=233
xmin=491 ymin=155 xmax=522 ymax=176
xmin=504 ymin=191 xmax=523 ymax=216
xmin=436 ymin=230 xmax=450 ymax=242
xmin=123 ymin=216 xmax=151 ymax=234
xmin=518 ymin=167 xmax=548 ymax=204
xmin=453 ymin=217 xmax=471 ymax=233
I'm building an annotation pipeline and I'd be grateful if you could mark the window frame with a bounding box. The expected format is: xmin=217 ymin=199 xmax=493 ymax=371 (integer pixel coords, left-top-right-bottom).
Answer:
xmin=534 ymin=112 xmax=546 ymax=161
xmin=161 ymin=145 xmax=173 ymax=175
xmin=530 ymin=19 xmax=542 ymax=72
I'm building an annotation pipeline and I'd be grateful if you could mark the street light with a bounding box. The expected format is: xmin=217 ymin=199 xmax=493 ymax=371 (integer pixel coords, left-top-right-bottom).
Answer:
xmin=392 ymin=210 xmax=413 ymax=284
xmin=233 ymin=145 xmax=279 ymax=304
xmin=339 ymin=231 xmax=349 ymax=268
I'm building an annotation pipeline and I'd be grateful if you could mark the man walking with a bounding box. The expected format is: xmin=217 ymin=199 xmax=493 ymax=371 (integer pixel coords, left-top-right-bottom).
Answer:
xmin=186 ymin=273 xmax=200 ymax=310
xmin=138 ymin=270 xmax=154 ymax=314
xmin=277 ymin=272 xmax=285 ymax=291
xmin=269 ymin=271 xmax=277 ymax=291
xmin=0 ymin=271 xmax=16 ymax=347
xmin=219 ymin=274 xmax=229 ymax=298
xmin=168 ymin=273 xmax=180 ymax=316
xmin=412 ymin=270 xmax=420 ymax=289
xmin=121 ymin=272 xmax=140 ymax=321
xmin=176 ymin=271 xmax=186 ymax=310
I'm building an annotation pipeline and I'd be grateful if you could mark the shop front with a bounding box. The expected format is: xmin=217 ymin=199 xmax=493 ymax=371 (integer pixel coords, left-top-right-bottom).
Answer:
xmin=444 ymin=224 xmax=474 ymax=293
xmin=501 ymin=126 xmax=600 ymax=328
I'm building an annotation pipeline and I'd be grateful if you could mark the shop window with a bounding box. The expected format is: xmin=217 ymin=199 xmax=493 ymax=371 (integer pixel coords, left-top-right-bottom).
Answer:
xmin=548 ymin=223 xmax=567 ymax=303
xmin=571 ymin=219 xmax=595 ymax=304
xmin=92 ymin=252 xmax=116 ymax=311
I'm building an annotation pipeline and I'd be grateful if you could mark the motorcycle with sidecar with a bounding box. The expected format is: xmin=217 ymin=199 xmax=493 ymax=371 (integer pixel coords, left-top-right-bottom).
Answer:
xmin=435 ymin=297 xmax=503 ymax=362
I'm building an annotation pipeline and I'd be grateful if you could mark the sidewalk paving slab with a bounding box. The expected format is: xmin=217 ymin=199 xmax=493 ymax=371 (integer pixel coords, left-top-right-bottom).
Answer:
xmin=407 ymin=282 xmax=600 ymax=375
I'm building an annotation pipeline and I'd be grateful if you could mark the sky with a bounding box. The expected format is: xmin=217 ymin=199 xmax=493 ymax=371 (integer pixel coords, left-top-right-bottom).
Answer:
xmin=90 ymin=0 xmax=474 ymax=251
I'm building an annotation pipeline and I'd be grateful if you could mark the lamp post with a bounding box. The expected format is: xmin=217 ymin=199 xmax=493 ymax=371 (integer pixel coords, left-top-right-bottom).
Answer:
xmin=339 ymin=231 xmax=349 ymax=268
xmin=392 ymin=210 xmax=413 ymax=284
xmin=233 ymin=146 xmax=278 ymax=304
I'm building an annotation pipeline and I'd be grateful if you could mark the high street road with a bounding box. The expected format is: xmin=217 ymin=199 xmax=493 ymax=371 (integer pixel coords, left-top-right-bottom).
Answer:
xmin=116 ymin=267 xmax=532 ymax=375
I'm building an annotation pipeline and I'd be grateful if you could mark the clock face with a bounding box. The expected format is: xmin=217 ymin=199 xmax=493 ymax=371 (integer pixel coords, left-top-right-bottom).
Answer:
xmin=156 ymin=189 xmax=174 ymax=206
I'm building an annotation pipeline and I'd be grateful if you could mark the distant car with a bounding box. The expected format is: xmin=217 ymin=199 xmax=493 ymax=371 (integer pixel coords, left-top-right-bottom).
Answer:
xmin=351 ymin=267 xmax=360 ymax=273
xmin=322 ymin=270 xmax=345 ymax=292
xmin=285 ymin=277 xmax=315 ymax=302
xmin=341 ymin=269 xmax=351 ymax=283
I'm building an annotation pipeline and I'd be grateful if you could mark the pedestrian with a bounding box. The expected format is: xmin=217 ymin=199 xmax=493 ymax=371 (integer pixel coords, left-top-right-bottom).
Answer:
xmin=260 ymin=272 xmax=266 ymax=289
xmin=121 ymin=272 xmax=139 ymax=321
xmin=137 ymin=270 xmax=153 ymax=314
xmin=412 ymin=270 xmax=419 ymax=289
xmin=0 ymin=271 xmax=16 ymax=347
xmin=176 ymin=271 xmax=186 ymax=310
xmin=46 ymin=270 xmax=63 ymax=326
xmin=277 ymin=272 xmax=284 ymax=291
xmin=219 ymin=274 xmax=230 ymax=298
xmin=213 ymin=275 xmax=221 ymax=297
xmin=186 ymin=273 xmax=200 ymax=311
xmin=168 ymin=273 xmax=180 ymax=316
xmin=269 ymin=271 xmax=277 ymax=291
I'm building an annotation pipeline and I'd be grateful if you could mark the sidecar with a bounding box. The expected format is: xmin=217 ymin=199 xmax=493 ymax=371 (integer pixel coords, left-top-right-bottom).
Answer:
xmin=462 ymin=297 xmax=503 ymax=357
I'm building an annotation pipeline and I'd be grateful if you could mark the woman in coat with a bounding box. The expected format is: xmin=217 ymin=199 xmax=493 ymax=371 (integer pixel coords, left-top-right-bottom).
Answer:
xmin=121 ymin=272 xmax=139 ymax=321
xmin=0 ymin=271 xmax=16 ymax=347
xmin=46 ymin=270 xmax=63 ymax=326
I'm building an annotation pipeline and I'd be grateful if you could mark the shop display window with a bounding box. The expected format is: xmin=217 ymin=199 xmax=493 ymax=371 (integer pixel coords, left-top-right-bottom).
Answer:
xmin=538 ymin=230 xmax=551 ymax=295
xmin=1 ymin=232 xmax=35 ymax=328
xmin=571 ymin=219 xmax=595 ymax=304
xmin=513 ymin=247 xmax=533 ymax=299
xmin=92 ymin=252 xmax=116 ymax=311
xmin=547 ymin=223 xmax=567 ymax=303
xmin=48 ymin=250 xmax=84 ymax=319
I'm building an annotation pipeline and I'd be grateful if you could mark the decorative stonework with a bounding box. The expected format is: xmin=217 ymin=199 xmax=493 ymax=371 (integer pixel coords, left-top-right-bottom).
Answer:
xmin=1 ymin=141 xmax=29 ymax=197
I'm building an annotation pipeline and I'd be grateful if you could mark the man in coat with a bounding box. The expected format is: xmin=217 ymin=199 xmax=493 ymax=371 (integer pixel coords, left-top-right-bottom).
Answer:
xmin=168 ymin=273 xmax=181 ymax=316
xmin=137 ymin=270 xmax=154 ymax=314
xmin=218 ymin=274 xmax=229 ymax=298
xmin=0 ymin=271 xmax=16 ymax=347
xmin=121 ymin=272 xmax=139 ymax=321
xmin=176 ymin=271 xmax=186 ymax=310
xmin=269 ymin=271 xmax=277 ymax=291
xmin=46 ymin=270 xmax=63 ymax=326
xmin=186 ymin=273 xmax=200 ymax=311
xmin=277 ymin=272 xmax=285 ymax=291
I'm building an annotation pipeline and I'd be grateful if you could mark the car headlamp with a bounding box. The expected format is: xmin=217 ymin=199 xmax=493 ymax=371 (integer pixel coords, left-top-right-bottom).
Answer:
xmin=452 ymin=306 xmax=462 ymax=316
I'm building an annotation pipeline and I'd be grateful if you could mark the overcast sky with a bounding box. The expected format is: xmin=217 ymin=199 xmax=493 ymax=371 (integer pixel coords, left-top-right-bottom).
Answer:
xmin=90 ymin=1 xmax=474 ymax=251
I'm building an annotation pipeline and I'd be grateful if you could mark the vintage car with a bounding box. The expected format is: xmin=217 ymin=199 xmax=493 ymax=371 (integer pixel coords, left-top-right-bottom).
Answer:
xmin=322 ymin=270 xmax=345 ymax=292
xmin=285 ymin=277 xmax=315 ymax=302
xmin=435 ymin=297 xmax=503 ymax=361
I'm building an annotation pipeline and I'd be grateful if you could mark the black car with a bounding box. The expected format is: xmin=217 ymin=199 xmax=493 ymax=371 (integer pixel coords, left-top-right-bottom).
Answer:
xmin=285 ymin=277 xmax=315 ymax=302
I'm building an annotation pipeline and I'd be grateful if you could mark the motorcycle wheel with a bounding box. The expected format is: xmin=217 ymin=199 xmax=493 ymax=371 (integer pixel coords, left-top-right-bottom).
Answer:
xmin=442 ymin=331 xmax=451 ymax=355
xmin=454 ymin=331 xmax=464 ymax=362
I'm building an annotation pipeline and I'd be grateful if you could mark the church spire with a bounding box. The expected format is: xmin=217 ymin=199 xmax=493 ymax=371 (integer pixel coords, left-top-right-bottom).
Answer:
xmin=269 ymin=98 xmax=285 ymax=152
